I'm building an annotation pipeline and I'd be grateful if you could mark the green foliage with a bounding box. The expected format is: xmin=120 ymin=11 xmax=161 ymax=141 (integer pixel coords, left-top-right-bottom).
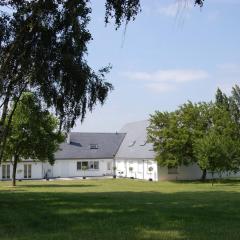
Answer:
xmin=148 ymin=86 xmax=240 ymax=179
xmin=4 ymin=92 xmax=64 ymax=164
xmin=194 ymin=133 xmax=240 ymax=175
xmin=0 ymin=0 xmax=206 ymax=163
xmin=105 ymin=0 xmax=204 ymax=28
xmin=215 ymin=88 xmax=229 ymax=109
xmin=148 ymin=102 xmax=211 ymax=168
xmin=105 ymin=0 xmax=141 ymax=29
xmin=0 ymin=1 xmax=113 ymax=131
xmin=0 ymin=0 xmax=115 ymax=162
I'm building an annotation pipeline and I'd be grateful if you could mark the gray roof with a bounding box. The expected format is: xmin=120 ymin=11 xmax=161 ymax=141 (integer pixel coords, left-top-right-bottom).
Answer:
xmin=115 ymin=120 xmax=155 ymax=159
xmin=55 ymin=132 xmax=125 ymax=159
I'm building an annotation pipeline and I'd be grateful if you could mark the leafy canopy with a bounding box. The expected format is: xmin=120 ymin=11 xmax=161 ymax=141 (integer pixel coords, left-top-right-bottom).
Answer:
xmin=148 ymin=86 xmax=240 ymax=178
xmin=4 ymin=92 xmax=64 ymax=164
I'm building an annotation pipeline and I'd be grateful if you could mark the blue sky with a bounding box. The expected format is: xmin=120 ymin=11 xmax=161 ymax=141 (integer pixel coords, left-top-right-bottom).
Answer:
xmin=73 ymin=0 xmax=240 ymax=132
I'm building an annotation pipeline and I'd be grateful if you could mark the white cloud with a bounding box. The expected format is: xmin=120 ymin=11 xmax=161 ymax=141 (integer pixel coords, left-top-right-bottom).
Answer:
xmin=124 ymin=68 xmax=209 ymax=93
xmin=125 ymin=69 xmax=209 ymax=83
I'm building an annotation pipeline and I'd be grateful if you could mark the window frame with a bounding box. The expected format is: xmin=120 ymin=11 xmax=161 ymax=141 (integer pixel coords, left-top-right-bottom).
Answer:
xmin=94 ymin=161 xmax=99 ymax=170
xmin=2 ymin=164 xmax=10 ymax=179
xmin=76 ymin=161 xmax=99 ymax=171
xmin=24 ymin=164 xmax=32 ymax=179
xmin=90 ymin=144 xmax=98 ymax=149
xmin=77 ymin=162 xmax=82 ymax=170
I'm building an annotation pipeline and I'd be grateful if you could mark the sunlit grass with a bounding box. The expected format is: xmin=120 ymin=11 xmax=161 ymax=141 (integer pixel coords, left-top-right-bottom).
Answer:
xmin=0 ymin=179 xmax=239 ymax=240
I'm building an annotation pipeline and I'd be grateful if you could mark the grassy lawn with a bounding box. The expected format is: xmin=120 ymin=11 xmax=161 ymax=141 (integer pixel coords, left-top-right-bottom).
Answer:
xmin=0 ymin=179 xmax=239 ymax=240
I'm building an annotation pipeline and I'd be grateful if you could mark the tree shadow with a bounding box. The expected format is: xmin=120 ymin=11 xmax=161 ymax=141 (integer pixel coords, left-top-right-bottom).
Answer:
xmin=18 ymin=184 xmax=97 ymax=188
xmin=0 ymin=189 xmax=239 ymax=240
xmin=171 ymin=178 xmax=240 ymax=185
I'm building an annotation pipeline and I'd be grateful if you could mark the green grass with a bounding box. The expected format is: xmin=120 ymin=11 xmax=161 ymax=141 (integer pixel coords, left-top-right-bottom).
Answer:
xmin=0 ymin=179 xmax=240 ymax=240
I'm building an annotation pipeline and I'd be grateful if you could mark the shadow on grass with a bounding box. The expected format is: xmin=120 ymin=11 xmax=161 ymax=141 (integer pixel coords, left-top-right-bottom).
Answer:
xmin=17 ymin=184 xmax=97 ymax=188
xmin=0 ymin=188 xmax=239 ymax=240
xmin=170 ymin=178 xmax=240 ymax=185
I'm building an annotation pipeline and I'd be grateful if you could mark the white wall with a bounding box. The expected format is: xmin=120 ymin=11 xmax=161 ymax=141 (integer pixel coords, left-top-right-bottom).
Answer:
xmin=158 ymin=164 xmax=202 ymax=180
xmin=115 ymin=161 xmax=240 ymax=181
xmin=0 ymin=161 xmax=44 ymax=180
xmin=0 ymin=159 xmax=115 ymax=180
xmin=115 ymin=159 xmax=158 ymax=181
xmin=158 ymin=164 xmax=240 ymax=181
xmin=51 ymin=159 xmax=114 ymax=178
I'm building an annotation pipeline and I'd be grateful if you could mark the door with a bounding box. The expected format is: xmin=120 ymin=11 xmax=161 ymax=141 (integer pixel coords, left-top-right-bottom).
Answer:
xmin=24 ymin=164 xmax=32 ymax=179
xmin=2 ymin=164 xmax=10 ymax=179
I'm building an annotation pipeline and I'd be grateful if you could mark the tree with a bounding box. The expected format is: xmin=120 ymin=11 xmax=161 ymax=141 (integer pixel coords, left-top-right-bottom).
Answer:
xmin=148 ymin=91 xmax=240 ymax=181
xmin=0 ymin=0 xmax=113 ymax=163
xmin=194 ymin=102 xmax=240 ymax=179
xmin=0 ymin=0 xmax=204 ymax=163
xmin=215 ymin=88 xmax=229 ymax=109
xmin=148 ymin=101 xmax=211 ymax=179
xmin=194 ymin=132 xmax=240 ymax=184
xmin=3 ymin=92 xmax=64 ymax=186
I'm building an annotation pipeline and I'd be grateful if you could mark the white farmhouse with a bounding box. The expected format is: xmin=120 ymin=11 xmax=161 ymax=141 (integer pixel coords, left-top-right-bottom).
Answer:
xmin=1 ymin=120 xmax=240 ymax=181
xmin=116 ymin=120 xmax=240 ymax=181
xmin=115 ymin=120 xmax=157 ymax=181
xmin=0 ymin=132 xmax=125 ymax=180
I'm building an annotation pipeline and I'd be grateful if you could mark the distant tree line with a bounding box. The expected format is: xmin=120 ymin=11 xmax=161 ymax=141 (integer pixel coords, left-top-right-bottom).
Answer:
xmin=148 ymin=86 xmax=240 ymax=180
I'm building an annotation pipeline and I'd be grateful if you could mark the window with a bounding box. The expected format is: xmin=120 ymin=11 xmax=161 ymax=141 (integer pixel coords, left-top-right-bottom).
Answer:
xmin=77 ymin=162 xmax=82 ymax=170
xmin=77 ymin=161 xmax=99 ymax=170
xmin=90 ymin=144 xmax=98 ymax=149
xmin=2 ymin=164 xmax=10 ymax=179
xmin=82 ymin=161 xmax=88 ymax=169
xmin=168 ymin=167 xmax=178 ymax=174
xmin=24 ymin=164 xmax=32 ymax=178
xmin=2 ymin=165 xmax=6 ymax=179
xmin=89 ymin=161 xmax=94 ymax=169
xmin=94 ymin=161 xmax=99 ymax=170
xmin=107 ymin=162 xmax=111 ymax=170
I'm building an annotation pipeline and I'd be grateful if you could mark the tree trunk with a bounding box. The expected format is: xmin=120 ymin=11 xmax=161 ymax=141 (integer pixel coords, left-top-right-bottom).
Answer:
xmin=0 ymin=95 xmax=10 ymax=126
xmin=0 ymin=95 xmax=10 ymax=158
xmin=201 ymin=169 xmax=207 ymax=181
xmin=0 ymin=85 xmax=26 ymax=163
xmin=211 ymin=172 xmax=214 ymax=186
xmin=12 ymin=155 xmax=18 ymax=187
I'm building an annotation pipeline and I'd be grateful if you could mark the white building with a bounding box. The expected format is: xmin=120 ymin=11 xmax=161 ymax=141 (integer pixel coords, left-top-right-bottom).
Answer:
xmin=116 ymin=120 xmax=240 ymax=181
xmin=115 ymin=120 xmax=158 ymax=181
xmin=0 ymin=132 xmax=125 ymax=180
xmin=1 ymin=120 xmax=240 ymax=181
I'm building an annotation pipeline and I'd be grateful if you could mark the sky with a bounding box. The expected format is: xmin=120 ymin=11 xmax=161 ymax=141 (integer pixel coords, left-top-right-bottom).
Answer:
xmin=73 ymin=0 xmax=240 ymax=133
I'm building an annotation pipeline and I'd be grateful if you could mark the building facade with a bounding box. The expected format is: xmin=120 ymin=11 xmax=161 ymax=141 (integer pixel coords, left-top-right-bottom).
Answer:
xmin=1 ymin=120 xmax=240 ymax=181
